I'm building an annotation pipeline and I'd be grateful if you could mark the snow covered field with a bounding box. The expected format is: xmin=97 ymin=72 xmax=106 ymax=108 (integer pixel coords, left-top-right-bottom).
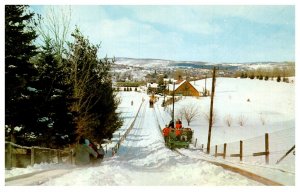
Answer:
xmin=4 ymin=77 xmax=296 ymax=189
xmin=155 ymin=78 xmax=295 ymax=184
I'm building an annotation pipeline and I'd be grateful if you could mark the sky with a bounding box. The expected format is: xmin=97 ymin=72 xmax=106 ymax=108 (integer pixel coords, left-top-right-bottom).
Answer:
xmin=29 ymin=4 xmax=295 ymax=63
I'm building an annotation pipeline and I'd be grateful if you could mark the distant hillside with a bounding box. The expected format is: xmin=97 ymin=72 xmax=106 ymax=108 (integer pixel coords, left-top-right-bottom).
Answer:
xmin=114 ymin=57 xmax=293 ymax=70
xmin=114 ymin=57 xmax=173 ymax=68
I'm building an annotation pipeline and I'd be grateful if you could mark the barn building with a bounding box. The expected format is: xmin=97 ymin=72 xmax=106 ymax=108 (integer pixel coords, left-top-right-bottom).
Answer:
xmin=167 ymin=80 xmax=200 ymax=97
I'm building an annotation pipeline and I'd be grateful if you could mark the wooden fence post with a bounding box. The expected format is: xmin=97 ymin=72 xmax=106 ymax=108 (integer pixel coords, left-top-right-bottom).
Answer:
xmin=31 ymin=147 xmax=35 ymax=166
xmin=58 ymin=150 xmax=63 ymax=163
xmin=57 ymin=150 xmax=59 ymax=163
xmin=194 ymin=138 xmax=197 ymax=148
xmin=215 ymin=145 xmax=217 ymax=157
xmin=70 ymin=150 xmax=73 ymax=164
xmin=7 ymin=143 xmax=12 ymax=169
xmin=48 ymin=150 xmax=52 ymax=163
xmin=240 ymin=140 xmax=243 ymax=161
xmin=265 ymin=133 xmax=269 ymax=164
xmin=67 ymin=150 xmax=72 ymax=164
xmin=223 ymin=143 xmax=227 ymax=159
xmin=105 ymin=145 xmax=107 ymax=154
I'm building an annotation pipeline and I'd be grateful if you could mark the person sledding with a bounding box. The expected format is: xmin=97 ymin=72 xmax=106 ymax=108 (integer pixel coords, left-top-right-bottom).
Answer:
xmin=175 ymin=119 xmax=182 ymax=129
xmin=86 ymin=139 xmax=105 ymax=164
xmin=73 ymin=137 xmax=98 ymax=166
xmin=175 ymin=119 xmax=182 ymax=140
xmin=162 ymin=125 xmax=171 ymax=142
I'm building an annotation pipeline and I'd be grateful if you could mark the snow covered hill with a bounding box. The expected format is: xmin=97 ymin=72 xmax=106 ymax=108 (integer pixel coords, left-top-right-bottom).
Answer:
xmin=155 ymin=77 xmax=295 ymax=185
xmin=114 ymin=57 xmax=173 ymax=68
xmin=180 ymin=77 xmax=294 ymax=144
xmin=4 ymin=77 xmax=295 ymax=187
xmin=6 ymin=100 xmax=262 ymax=186
xmin=113 ymin=57 xmax=291 ymax=71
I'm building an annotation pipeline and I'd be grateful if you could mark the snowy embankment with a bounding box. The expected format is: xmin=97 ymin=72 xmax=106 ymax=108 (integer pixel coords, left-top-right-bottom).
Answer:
xmin=39 ymin=100 xmax=261 ymax=186
xmin=5 ymin=91 xmax=145 ymax=180
xmin=4 ymin=77 xmax=295 ymax=186
xmin=5 ymin=91 xmax=260 ymax=186
xmin=155 ymin=77 xmax=295 ymax=185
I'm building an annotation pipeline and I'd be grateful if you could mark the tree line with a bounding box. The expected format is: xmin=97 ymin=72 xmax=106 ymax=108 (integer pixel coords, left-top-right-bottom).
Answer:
xmin=5 ymin=5 xmax=122 ymax=148
xmin=234 ymin=64 xmax=295 ymax=83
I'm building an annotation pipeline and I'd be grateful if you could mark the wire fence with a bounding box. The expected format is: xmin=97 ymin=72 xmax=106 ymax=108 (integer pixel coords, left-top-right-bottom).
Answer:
xmin=110 ymin=100 xmax=144 ymax=156
xmin=194 ymin=128 xmax=295 ymax=172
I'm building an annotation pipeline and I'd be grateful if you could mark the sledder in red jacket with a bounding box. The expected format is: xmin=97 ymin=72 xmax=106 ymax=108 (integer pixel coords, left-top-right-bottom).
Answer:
xmin=162 ymin=126 xmax=171 ymax=142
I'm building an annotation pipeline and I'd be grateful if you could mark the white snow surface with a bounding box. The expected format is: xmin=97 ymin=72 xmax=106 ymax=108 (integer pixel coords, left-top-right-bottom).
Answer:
xmin=4 ymin=78 xmax=296 ymax=190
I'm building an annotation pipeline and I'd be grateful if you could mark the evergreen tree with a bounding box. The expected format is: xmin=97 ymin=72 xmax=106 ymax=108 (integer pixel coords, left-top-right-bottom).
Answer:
xmin=5 ymin=5 xmax=38 ymax=141
xmin=264 ymin=76 xmax=269 ymax=81
xmin=28 ymin=38 xmax=75 ymax=147
xmin=277 ymin=76 xmax=281 ymax=82
xmin=88 ymin=58 xmax=122 ymax=140
xmin=67 ymin=28 xmax=122 ymax=142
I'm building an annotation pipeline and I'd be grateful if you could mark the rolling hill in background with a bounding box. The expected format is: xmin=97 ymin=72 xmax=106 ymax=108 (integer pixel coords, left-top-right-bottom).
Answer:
xmin=114 ymin=57 xmax=293 ymax=71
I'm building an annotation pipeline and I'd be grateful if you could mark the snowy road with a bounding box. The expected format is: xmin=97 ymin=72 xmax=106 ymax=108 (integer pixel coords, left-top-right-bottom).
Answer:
xmin=37 ymin=100 xmax=261 ymax=186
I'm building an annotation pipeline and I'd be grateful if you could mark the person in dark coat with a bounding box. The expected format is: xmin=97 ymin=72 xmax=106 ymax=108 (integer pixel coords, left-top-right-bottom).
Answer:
xmin=168 ymin=120 xmax=174 ymax=128
xmin=73 ymin=137 xmax=98 ymax=166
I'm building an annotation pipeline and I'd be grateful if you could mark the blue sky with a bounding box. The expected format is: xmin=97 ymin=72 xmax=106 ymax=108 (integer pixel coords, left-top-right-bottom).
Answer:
xmin=30 ymin=5 xmax=295 ymax=63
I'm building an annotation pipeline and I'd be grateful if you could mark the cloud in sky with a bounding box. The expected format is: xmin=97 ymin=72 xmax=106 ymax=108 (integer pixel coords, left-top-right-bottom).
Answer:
xmin=31 ymin=5 xmax=294 ymax=63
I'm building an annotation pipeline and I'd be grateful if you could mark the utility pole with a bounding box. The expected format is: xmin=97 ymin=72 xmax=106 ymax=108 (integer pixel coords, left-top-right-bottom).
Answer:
xmin=172 ymin=82 xmax=175 ymax=127
xmin=207 ymin=67 xmax=216 ymax=154
xmin=163 ymin=81 xmax=166 ymax=107
xmin=204 ymin=75 xmax=207 ymax=96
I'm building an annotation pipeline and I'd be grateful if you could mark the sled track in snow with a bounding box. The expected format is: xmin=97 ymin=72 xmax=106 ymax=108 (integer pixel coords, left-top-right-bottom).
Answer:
xmin=117 ymin=101 xmax=148 ymax=159
xmin=5 ymin=168 xmax=77 ymax=186
xmin=5 ymin=102 xmax=148 ymax=186
xmin=6 ymin=101 xmax=285 ymax=186
xmin=152 ymin=104 xmax=284 ymax=186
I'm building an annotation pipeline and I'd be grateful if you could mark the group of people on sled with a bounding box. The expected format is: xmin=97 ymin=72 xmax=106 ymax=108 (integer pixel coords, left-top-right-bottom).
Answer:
xmin=162 ymin=119 xmax=185 ymax=142
xmin=72 ymin=137 xmax=105 ymax=166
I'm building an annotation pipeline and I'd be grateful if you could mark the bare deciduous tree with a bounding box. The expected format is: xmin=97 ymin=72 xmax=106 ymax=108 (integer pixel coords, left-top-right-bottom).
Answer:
xmin=237 ymin=114 xmax=247 ymax=126
xmin=224 ymin=114 xmax=233 ymax=127
xmin=178 ymin=104 xmax=200 ymax=126
xmin=36 ymin=5 xmax=72 ymax=65
xmin=203 ymin=111 xmax=217 ymax=126
xmin=259 ymin=113 xmax=267 ymax=126
xmin=175 ymin=111 xmax=184 ymax=122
